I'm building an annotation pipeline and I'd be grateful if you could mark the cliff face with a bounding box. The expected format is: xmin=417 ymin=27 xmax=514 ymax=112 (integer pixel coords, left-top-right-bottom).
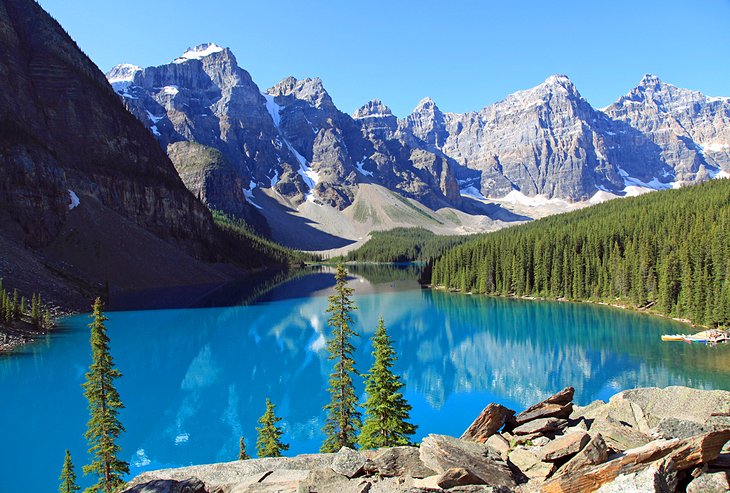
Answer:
xmin=0 ymin=0 xmax=249 ymax=308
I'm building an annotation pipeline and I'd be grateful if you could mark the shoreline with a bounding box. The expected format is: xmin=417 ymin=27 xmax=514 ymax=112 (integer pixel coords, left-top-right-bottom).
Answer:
xmin=427 ymin=284 xmax=706 ymax=332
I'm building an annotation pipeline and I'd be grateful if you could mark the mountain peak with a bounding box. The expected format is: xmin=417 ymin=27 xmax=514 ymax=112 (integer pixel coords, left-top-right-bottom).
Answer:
xmin=173 ymin=43 xmax=226 ymax=64
xmin=353 ymin=99 xmax=394 ymax=119
xmin=543 ymin=74 xmax=574 ymax=89
xmin=638 ymin=73 xmax=664 ymax=88
xmin=414 ymin=97 xmax=439 ymax=112
xmin=106 ymin=63 xmax=141 ymax=83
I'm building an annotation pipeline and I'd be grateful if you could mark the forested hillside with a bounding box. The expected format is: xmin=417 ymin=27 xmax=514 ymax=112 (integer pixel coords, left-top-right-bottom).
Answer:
xmin=431 ymin=180 xmax=730 ymax=327
xmin=344 ymin=228 xmax=473 ymax=263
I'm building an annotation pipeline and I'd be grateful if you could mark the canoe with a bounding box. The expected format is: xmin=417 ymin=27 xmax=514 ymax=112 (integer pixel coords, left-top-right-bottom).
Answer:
xmin=661 ymin=334 xmax=685 ymax=341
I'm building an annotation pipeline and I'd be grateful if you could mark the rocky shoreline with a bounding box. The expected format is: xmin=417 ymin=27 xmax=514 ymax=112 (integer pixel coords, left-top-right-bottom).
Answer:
xmin=121 ymin=386 xmax=730 ymax=493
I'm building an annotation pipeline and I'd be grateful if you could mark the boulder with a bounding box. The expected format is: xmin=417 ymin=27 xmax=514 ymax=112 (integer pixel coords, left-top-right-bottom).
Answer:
xmin=552 ymin=434 xmax=609 ymax=479
xmin=577 ymin=386 xmax=730 ymax=435
xmin=485 ymin=434 xmax=510 ymax=459
xmin=588 ymin=417 xmax=652 ymax=452
xmin=461 ymin=403 xmax=515 ymax=442
xmin=122 ymin=479 xmax=208 ymax=493
xmin=539 ymin=431 xmax=590 ymax=462
xmin=594 ymin=458 xmax=676 ymax=493
xmin=512 ymin=418 xmax=567 ymax=436
xmin=419 ymin=434 xmax=516 ymax=488
xmin=541 ymin=430 xmax=730 ymax=493
xmin=436 ymin=467 xmax=486 ymax=488
xmin=360 ymin=446 xmax=434 ymax=478
xmin=507 ymin=448 xmax=555 ymax=481
xmin=686 ymin=471 xmax=730 ymax=493
xmin=332 ymin=447 xmax=367 ymax=478
xmin=510 ymin=387 xmax=574 ymax=428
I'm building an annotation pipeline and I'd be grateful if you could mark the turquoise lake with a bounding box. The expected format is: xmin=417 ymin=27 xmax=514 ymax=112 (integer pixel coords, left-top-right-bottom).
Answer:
xmin=1 ymin=265 xmax=729 ymax=492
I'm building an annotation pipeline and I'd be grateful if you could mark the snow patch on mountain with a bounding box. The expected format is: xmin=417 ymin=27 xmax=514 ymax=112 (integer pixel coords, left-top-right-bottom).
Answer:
xmin=355 ymin=161 xmax=373 ymax=177
xmin=173 ymin=43 xmax=224 ymax=64
xmin=264 ymin=93 xmax=320 ymax=201
xmin=68 ymin=190 xmax=80 ymax=210
xmin=498 ymin=190 xmax=570 ymax=208
xmin=243 ymin=181 xmax=262 ymax=209
xmin=460 ymin=186 xmax=487 ymax=201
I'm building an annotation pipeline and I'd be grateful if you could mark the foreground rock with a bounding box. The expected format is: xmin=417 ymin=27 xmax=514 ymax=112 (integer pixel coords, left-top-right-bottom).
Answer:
xmin=419 ymin=434 xmax=516 ymax=488
xmin=122 ymin=386 xmax=730 ymax=493
xmin=461 ymin=404 xmax=515 ymax=443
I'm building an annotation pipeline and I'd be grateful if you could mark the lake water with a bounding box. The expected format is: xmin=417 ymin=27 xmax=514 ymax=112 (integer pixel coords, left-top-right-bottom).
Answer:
xmin=1 ymin=265 xmax=729 ymax=492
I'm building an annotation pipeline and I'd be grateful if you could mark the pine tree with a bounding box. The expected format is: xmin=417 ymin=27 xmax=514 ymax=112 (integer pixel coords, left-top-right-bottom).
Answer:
xmin=358 ymin=318 xmax=416 ymax=449
xmin=238 ymin=436 xmax=250 ymax=460
xmin=82 ymin=298 xmax=129 ymax=493
xmin=59 ymin=449 xmax=80 ymax=493
xmin=321 ymin=264 xmax=362 ymax=452
xmin=256 ymin=398 xmax=288 ymax=458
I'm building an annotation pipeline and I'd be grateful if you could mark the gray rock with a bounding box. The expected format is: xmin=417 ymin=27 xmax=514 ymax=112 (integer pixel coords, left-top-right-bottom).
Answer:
xmin=436 ymin=467 xmax=486 ymax=488
xmin=419 ymin=434 xmax=516 ymax=488
xmin=538 ymin=431 xmax=590 ymax=462
xmin=507 ymin=448 xmax=555 ymax=481
xmin=579 ymin=386 xmax=730 ymax=436
xmin=588 ymin=417 xmax=653 ymax=452
xmin=332 ymin=447 xmax=367 ymax=478
xmin=361 ymin=446 xmax=435 ymax=478
xmin=686 ymin=471 xmax=730 ymax=493
xmin=552 ymin=433 xmax=609 ymax=478
xmin=485 ymin=435 xmax=511 ymax=459
xmin=126 ymin=454 xmax=336 ymax=491
xmin=122 ymin=478 xmax=208 ymax=493
xmin=512 ymin=418 xmax=568 ymax=436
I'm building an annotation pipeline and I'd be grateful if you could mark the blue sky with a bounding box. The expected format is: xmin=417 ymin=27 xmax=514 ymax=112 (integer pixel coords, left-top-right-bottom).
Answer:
xmin=39 ymin=0 xmax=730 ymax=117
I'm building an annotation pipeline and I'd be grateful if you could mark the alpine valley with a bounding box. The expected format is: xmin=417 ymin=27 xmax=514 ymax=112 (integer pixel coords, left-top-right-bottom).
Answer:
xmin=107 ymin=43 xmax=730 ymax=251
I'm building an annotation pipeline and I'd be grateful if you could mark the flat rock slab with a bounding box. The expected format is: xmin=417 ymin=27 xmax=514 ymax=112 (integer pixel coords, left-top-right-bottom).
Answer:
xmin=361 ymin=446 xmax=434 ymax=478
xmin=436 ymin=467 xmax=486 ymax=489
xmin=122 ymin=479 xmax=208 ymax=493
xmin=461 ymin=403 xmax=515 ymax=443
xmin=125 ymin=454 xmax=336 ymax=490
xmin=419 ymin=434 xmax=516 ymax=488
xmin=512 ymin=417 xmax=567 ymax=436
xmin=539 ymin=431 xmax=590 ymax=462
xmin=589 ymin=417 xmax=652 ymax=452
xmin=513 ymin=403 xmax=573 ymax=427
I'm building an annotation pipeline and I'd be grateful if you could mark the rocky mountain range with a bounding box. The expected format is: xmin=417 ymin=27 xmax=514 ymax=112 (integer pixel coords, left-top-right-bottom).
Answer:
xmin=107 ymin=44 xmax=730 ymax=249
xmin=0 ymin=3 xmax=283 ymax=309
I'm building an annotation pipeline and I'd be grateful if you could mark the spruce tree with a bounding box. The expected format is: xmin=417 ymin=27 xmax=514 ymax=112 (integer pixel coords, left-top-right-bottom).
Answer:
xmin=82 ymin=298 xmax=129 ymax=493
xmin=256 ymin=398 xmax=288 ymax=458
xmin=59 ymin=449 xmax=80 ymax=493
xmin=238 ymin=436 xmax=250 ymax=460
xmin=358 ymin=318 xmax=416 ymax=449
xmin=321 ymin=264 xmax=361 ymax=452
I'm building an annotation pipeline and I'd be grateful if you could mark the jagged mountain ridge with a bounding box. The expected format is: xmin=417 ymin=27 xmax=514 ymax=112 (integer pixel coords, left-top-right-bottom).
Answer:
xmin=107 ymin=44 xmax=730 ymax=246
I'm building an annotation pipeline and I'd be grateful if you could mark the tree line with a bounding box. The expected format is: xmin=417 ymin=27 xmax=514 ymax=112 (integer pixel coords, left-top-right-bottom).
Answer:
xmin=0 ymin=278 xmax=53 ymax=331
xmin=60 ymin=264 xmax=415 ymax=492
xmin=430 ymin=179 xmax=730 ymax=327
xmin=343 ymin=227 xmax=474 ymax=263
